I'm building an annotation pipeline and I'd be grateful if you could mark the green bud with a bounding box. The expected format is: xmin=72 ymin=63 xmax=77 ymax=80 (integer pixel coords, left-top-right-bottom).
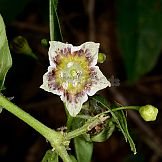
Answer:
xmin=41 ymin=38 xmax=49 ymax=47
xmin=97 ymin=53 xmax=106 ymax=63
xmin=10 ymin=36 xmax=37 ymax=59
xmin=139 ymin=105 xmax=158 ymax=121
xmin=10 ymin=36 xmax=32 ymax=54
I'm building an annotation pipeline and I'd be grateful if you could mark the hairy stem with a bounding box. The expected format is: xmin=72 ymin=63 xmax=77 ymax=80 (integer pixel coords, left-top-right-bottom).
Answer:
xmin=0 ymin=95 xmax=71 ymax=162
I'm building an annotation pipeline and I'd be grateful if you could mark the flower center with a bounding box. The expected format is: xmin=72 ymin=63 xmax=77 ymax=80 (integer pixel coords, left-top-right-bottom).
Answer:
xmin=55 ymin=54 xmax=90 ymax=94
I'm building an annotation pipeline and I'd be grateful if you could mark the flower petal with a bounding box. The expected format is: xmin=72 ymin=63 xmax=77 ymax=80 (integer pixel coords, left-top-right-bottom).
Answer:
xmin=86 ymin=66 xmax=111 ymax=96
xmin=81 ymin=42 xmax=100 ymax=66
xmin=40 ymin=66 xmax=63 ymax=96
xmin=49 ymin=41 xmax=73 ymax=67
xmin=61 ymin=92 xmax=88 ymax=117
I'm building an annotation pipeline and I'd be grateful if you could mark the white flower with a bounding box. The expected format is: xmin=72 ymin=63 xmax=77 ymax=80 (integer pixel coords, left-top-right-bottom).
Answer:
xmin=40 ymin=41 xmax=111 ymax=117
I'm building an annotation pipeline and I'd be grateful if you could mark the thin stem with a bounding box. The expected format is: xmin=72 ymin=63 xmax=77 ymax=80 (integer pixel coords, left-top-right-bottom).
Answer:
xmin=0 ymin=95 xmax=53 ymax=139
xmin=112 ymin=106 xmax=140 ymax=111
xmin=65 ymin=114 xmax=108 ymax=140
xmin=49 ymin=0 xmax=54 ymax=41
xmin=65 ymin=106 xmax=140 ymax=140
xmin=0 ymin=95 xmax=72 ymax=162
xmin=67 ymin=115 xmax=73 ymax=131
xmin=64 ymin=105 xmax=73 ymax=131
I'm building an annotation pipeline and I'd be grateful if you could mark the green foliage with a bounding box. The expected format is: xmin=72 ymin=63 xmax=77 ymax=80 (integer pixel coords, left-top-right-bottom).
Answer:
xmin=70 ymin=116 xmax=93 ymax=162
xmin=91 ymin=95 xmax=136 ymax=154
xmin=41 ymin=150 xmax=58 ymax=162
xmin=113 ymin=110 xmax=136 ymax=154
xmin=70 ymin=155 xmax=77 ymax=162
xmin=49 ymin=0 xmax=63 ymax=41
xmin=116 ymin=0 xmax=162 ymax=83
xmin=74 ymin=136 xmax=93 ymax=162
xmin=0 ymin=15 xmax=12 ymax=91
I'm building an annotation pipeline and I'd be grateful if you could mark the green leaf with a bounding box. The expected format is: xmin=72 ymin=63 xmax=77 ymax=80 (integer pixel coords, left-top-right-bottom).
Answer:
xmin=70 ymin=155 xmax=77 ymax=162
xmin=116 ymin=0 xmax=162 ymax=83
xmin=114 ymin=110 xmax=136 ymax=154
xmin=41 ymin=150 xmax=58 ymax=162
xmin=74 ymin=137 xmax=93 ymax=162
xmin=91 ymin=95 xmax=136 ymax=154
xmin=0 ymin=15 xmax=12 ymax=91
xmin=49 ymin=0 xmax=63 ymax=41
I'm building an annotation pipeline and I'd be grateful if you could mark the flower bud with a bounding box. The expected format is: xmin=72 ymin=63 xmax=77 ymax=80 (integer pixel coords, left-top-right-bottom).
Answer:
xmin=10 ymin=36 xmax=37 ymax=59
xmin=11 ymin=36 xmax=32 ymax=54
xmin=97 ymin=53 xmax=106 ymax=63
xmin=41 ymin=38 xmax=49 ymax=47
xmin=139 ymin=105 xmax=158 ymax=121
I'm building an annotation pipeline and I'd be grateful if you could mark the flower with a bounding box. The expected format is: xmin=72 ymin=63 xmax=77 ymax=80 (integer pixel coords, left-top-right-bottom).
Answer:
xmin=40 ymin=41 xmax=111 ymax=116
xmin=139 ymin=105 xmax=158 ymax=121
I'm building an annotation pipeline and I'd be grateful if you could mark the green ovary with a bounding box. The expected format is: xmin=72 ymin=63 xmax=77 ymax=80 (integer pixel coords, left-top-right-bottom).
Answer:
xmin=55 ymin=55 xmax=90 ymax=94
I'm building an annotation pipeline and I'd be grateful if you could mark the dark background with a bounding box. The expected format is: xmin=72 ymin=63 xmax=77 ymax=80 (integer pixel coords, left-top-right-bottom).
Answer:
xmin=0 ymin=0 xmax=162 ymax=162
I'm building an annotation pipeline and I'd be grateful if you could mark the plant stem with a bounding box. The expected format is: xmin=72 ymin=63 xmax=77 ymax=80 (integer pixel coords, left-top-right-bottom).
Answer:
xmin=112 ymin=106 xmax=140 ymax=111
xmin=65 ymin=114 xmax=108 ymax=140
xmin=65 ymin=106 xmax=140 ymax=140
xmin=49 ymin=0 xmax=54 ymax=41
xmin=64 ymin=105 xmax=73 ymax=131
xmin=0 ymin=95 xmax=71 ymax=162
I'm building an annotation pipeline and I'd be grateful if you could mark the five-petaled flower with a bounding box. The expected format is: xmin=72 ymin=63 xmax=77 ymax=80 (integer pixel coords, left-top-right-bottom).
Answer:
xmin=40 ymin=41 xmax=111 ymax=116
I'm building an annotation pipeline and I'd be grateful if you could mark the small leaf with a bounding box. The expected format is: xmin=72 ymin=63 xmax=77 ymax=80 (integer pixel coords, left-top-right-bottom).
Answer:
xmin=114 ymin=110 xmax=136 ymax=154
xmin=0 ymin=15 xmax=12 ymax=91
xmin=74 ymin=137 xmax=93 ymax=162
xmin=70 ymin=155 xmax=77 ymax=162
xmin=91 ymin=95 xmax=136 ymax=154
xmin=41 ymin=150 xmax=58 ymax=162
xmin=92 ymin=96 xmax=128 ymax=140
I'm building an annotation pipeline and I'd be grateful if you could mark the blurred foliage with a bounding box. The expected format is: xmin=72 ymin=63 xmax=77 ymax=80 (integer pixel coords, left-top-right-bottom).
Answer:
xmin=92 ymin=95 xmax=136 ymax=154
xmin=70 ymin=155 xmax=77 ymax=162
xmin=74 ymin=136 xmax=93 ymax=162
xmin=117 ymin=0 xmax=162 ymax=83
xmin=0 ymin=15 xmax=12 ymax=91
